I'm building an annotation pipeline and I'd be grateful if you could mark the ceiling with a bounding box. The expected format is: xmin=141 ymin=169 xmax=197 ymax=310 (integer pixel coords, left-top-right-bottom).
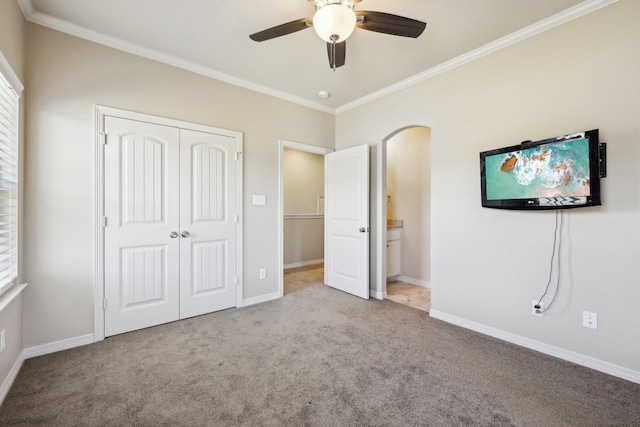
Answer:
xmin=19 ymin=0 xmax=605 ymax=113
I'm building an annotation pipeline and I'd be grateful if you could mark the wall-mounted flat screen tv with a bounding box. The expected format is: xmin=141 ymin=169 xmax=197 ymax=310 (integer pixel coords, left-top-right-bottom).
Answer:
xmin=480 ymin=129 xmax=604 ymax=210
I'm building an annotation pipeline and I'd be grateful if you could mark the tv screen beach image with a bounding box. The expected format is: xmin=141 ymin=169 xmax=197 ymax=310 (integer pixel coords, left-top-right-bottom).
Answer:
xmin=484 ymin=137 xmax=591 ymax=200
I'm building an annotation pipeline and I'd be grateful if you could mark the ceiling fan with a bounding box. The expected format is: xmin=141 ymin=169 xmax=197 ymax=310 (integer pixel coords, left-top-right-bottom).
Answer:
xmin=249 ymin=0 xmax=426 ymax=70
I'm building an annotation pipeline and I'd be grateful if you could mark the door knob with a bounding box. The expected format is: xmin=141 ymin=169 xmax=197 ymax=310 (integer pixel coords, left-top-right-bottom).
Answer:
xmin=170 ymin=231 xmax=178 ymax=238
xmin=359 ymin=227 xmax=370 ymax=233
xmin=181 ymin=231 xmax=190 ymax=238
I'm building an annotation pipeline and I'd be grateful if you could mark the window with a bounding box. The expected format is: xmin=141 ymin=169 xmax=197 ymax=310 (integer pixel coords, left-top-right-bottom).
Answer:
xmin=0 ymin=60 xmax=20 ymax=297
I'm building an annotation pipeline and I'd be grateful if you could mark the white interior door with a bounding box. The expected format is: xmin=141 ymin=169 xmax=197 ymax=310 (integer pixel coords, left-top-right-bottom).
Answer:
xmin=325 ymin=144 xmax=370 ymax=299
xmin=104 ymin=117 xmax=180 ymax=336
xmin=179 ymin=129 xmax=238 ymax=319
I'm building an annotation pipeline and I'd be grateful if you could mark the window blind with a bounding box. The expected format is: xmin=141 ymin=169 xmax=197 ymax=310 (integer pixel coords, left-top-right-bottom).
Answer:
xmin=0 ymin=70 xmax=18 ymax=296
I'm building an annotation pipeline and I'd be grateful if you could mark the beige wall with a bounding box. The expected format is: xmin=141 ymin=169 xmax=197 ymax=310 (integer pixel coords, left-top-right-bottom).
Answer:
xmin=0 ymin=0 xmax=25 ymax=80
xmin=0 ymin=0 xmax=26 ymax=401
xmin=283 ymin=219 xmax=324 ymax=267
xmin=283 ymin=149 xmax=324 ymax=214
xmin=337 ymin=0 xmax=640 ymax=375
xmin=23 ymin=24 xmax=334 ymax=348
xmin=387 ymin=127 xmax=431 ymax=283
xmin=283 ymin=149 xmax=324 ymax=267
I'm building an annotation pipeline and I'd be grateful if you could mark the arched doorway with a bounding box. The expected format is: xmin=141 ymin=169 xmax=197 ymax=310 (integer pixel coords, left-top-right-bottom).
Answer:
xmin=381 ymin=126 xmax=431 ymax=311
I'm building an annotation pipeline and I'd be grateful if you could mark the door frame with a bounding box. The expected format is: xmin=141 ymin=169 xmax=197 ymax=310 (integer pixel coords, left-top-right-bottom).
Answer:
xmin=278 ymin=140 xmax=332 ymax=297
xmin=94 ymin=105 xmax=243 ymax=341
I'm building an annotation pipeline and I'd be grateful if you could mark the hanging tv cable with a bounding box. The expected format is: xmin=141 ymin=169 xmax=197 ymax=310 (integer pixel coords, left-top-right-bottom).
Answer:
xmin=534 ymin=210 xmax=563 ymax=314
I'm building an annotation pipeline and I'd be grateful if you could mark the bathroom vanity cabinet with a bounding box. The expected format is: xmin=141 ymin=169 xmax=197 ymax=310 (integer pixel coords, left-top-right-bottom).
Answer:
xmin=386 ymin=228 xmax=402 ymax=278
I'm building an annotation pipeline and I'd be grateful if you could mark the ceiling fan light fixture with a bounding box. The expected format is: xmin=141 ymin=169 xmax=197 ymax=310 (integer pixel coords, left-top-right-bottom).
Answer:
xmin=313 ymin=4 xmax=356 ymax=43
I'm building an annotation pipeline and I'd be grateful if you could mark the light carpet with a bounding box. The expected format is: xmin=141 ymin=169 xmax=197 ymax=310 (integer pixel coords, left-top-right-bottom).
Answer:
xmin=0 ymin=268 xmax=638 ymax=426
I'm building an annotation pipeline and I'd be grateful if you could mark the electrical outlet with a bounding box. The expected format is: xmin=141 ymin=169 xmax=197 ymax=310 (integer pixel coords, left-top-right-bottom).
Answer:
xmin=583 ymin=311 xmax=598 ymax=329
xmin=259 ymin=268 xmax=266 ymax=279
xmin=532 ymin=300 xmax=544 ymax=317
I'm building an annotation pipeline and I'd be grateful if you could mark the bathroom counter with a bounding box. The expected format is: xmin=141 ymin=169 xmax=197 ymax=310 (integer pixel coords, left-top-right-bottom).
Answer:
xmin=387 ymin=219 xmax=403 ymax=229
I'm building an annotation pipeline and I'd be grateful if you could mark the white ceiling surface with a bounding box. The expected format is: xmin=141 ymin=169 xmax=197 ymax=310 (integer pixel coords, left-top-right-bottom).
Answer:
xmin=20 ymin=0 xmax=608 ymax=113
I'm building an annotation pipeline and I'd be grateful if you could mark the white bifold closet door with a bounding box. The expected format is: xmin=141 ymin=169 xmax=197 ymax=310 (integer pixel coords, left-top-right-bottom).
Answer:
xmin=104 ymin=116 xmax=238 ymax=337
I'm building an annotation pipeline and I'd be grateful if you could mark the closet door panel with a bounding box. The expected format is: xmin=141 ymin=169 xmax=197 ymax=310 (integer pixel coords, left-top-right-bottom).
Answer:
xmin=104 ymin=117 xmax=180 ymax=336
xmin=179 ymin=129 xmax=238 ymax=319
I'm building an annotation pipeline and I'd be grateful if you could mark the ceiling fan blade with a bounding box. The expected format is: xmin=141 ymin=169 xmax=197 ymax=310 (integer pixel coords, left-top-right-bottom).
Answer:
xmin=249 ymin=18 xmax=311 ymax=42
xmin=356 ymin=11 xmax=426 ymax=38
xmin=327 ymin=41 xmax=346 ymax=69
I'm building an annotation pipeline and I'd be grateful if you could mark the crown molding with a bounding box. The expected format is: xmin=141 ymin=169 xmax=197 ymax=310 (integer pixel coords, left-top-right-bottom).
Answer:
xmin=18 ymin=1 xmax=336 ymax=115
xmin=16 ymin=0 xmax=34 ymax=18
xmin=18 ymin=0 xmax=617 ymax=116
xmin=335 ymin=0 xmax=618 ymax=115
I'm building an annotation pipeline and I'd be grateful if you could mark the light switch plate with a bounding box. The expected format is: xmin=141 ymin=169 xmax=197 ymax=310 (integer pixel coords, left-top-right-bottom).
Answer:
xmin=252 ymin=195 xmax=266 ymax=205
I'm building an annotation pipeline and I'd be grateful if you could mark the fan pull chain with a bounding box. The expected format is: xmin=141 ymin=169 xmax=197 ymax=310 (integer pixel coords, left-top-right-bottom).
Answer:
xmin=330 ymin=34 xmax=339 ymax=71
xmin=332 ymin=42 xmax=336 ymax=71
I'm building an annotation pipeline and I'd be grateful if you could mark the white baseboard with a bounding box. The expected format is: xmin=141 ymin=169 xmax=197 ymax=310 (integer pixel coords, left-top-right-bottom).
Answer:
xmin=240 ymin=291 xmax=281 ymax=308
xmin=429 ymin=309 xmax=640 ymax=385
xmin=396 ymin=275 xmax=430 ymax=288
xmin=370 ymin=289 xmax=385 ymax=300
xmin=23 ymin=333 xmax=95 ymax=359
xmin=283 ymin=259 xmax=324 ymax=270
xmin=0 ymin=351 xmax=24 ymax=406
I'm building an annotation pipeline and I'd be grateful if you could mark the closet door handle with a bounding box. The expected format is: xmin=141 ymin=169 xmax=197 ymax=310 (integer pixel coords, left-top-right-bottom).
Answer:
xmin=170 ymin=231 xmax=178 ymax=238
xmin=181 ymin=231 xmax=190 ymax=238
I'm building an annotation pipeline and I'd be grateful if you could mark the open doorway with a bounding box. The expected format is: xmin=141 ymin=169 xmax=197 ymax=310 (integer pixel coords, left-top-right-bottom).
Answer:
xmin=383 ymin=127 xmax=431 ymax=312
xmin=278 ymin=141 xmax=332 ymax=297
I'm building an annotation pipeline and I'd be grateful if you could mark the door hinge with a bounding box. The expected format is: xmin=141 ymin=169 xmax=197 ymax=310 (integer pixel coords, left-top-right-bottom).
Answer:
xmin=103 ymin=216 xmax=108 ymax=227
xmin=235 ymin=214 xmax=239 ymax=223
xmin=235 ymin=152 xmax=241 ymax=161
xmin=103 ymin=298 xmax=108 ymax=310
xmin=234 ymin=276 xmax=238 ymax=285
xmin=99 ymin=132 xmax=107 ymax=145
